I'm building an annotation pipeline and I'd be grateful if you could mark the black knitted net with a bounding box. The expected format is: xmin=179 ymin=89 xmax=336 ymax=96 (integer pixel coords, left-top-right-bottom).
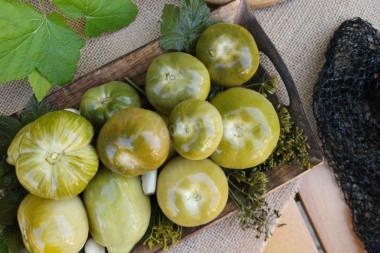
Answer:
xmin=313 ymin=18 xmax=380 ymax=253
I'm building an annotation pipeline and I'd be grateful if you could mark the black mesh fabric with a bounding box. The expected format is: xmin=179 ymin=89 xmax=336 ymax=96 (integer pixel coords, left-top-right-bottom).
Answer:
xmin=313 ymin=18 xmax=380 ymax=253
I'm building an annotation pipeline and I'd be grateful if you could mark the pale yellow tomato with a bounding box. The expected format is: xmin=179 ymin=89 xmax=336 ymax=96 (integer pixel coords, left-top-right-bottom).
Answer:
xmin=83 ymin=168 xmax=151 ymax=253
xmin=15 ymin=110 xmax=99 ymax=199
xmin=17 ymin=194 xmax=89 ymax=253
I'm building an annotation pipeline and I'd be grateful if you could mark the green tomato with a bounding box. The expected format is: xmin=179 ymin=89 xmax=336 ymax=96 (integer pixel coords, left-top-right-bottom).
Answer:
xmin=156 ymin=157 xmax=228 ymax=227
xmin=97 ymin=108 xmax=170 ymax=176
xmin=196 ymin=23 xmax=260 ymax=87
xmin=210 ymin=88 xmax=280 ymax=169
xmin=15 ymin=110 xmax=99 ymax=199
xmin=80 ymin=81 xmax=141 ymax=131
xmin=18 ymin=194 xmax=89 ymax=253
xmin=6 ymin=122 xmax=33 ymax=166
xmin=169 ymin=99 xmax=223 ymax=160
xmin=145 ymin=52 xmax=210 ymax=114
xmin=83 ymin=168 xmax=150 ymax=253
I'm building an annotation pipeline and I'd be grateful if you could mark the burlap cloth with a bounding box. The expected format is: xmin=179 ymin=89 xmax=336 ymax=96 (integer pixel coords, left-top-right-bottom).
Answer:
xmin=1 ymin=0 xmax=379 ymax=252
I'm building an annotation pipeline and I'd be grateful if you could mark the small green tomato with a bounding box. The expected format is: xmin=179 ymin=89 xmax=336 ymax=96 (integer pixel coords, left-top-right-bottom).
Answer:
xmin=145 ymin=52 xmax=210 ymax=114
xmin=196 ymin=23 xmax=260 ymax=87
xmin=169 ymin=99 xmax=223 ymax=160
xmin=156 ymin=157 xmax=228 ymax=227
xmin=97 ymin=108 xmax=170 ymax=176
xmin=80 ymin=81 xmax=141 ymax=131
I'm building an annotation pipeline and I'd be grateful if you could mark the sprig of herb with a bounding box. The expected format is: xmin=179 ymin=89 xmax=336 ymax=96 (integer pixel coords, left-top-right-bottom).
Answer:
xmin=244 ymin=74 xmax=278 ymax=97
xmin=159 ymin=0 xmax=221 ymax=54
xmin=226 ymin=169 xmax=279 ymax=240
xmin=143 ymin=198 xmax=183 ymax=251
xmin=255 ymin=106 xmax=311 ymax=172
xmin=0 ymin=0 xmax=138 ymax=101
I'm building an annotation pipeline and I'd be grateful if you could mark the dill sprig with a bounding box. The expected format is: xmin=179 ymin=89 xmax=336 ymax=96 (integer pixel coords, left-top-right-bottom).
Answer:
xmin=225 ymin=169 xmax=280 ymax=240
xmin=244 ymin=74 xmax=278 ymax=97
xmin=143 ymin=198 xmax=182 ymax=251
xmin=255 ymin=106 xmax=311 ymax=171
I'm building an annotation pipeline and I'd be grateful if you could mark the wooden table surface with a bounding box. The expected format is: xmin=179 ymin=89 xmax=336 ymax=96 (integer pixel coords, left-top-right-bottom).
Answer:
xmin=263 ymin=163 xmax=366 ymax=253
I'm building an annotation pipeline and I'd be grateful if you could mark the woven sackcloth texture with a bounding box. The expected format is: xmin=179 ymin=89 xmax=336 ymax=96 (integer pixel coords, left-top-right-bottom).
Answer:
xmin=1 ymin=0 xmax=379 ymax=252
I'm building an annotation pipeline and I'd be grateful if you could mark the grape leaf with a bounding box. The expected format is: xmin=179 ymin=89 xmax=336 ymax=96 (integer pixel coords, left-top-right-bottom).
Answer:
xmin=0 ymin=239 xmax=7 ymax=253
xmin=160 ymin=0 xmax=220 ymax=54
xmin=28 ymin=69 xmax=52 ymax=102
xmin=0 ymin=0 xmax=85 ymax=85
xmin=0 ymin=116 xmax=22 ymax=156
xmin=20 ymin=96 xmax=56 ymax=125
xmin=52 ymin=0 xmax=138 ymax=37
xmin=0 ymin=193 xmax=25 ymax=226
xmin=0 ymin=156 xmax=15 ymax=190
xmin=2 ymin=226 xmax=27 ymax=253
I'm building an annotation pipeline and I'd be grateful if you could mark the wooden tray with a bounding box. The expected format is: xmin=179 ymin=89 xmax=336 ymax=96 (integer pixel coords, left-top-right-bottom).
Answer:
xmin=14 ymin=0 xmax=323 ymax=251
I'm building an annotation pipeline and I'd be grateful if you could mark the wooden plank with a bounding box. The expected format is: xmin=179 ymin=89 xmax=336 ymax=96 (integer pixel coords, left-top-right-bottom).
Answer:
xmin=206 ymin=0 xmax=287 ymax=9
xmin=298 ymin=162 xmax=365 ymax=253
xmin=263 ymin=199 xmax=318 ymax=253
xmin=247 ymin=0 xmax=287 ymax=9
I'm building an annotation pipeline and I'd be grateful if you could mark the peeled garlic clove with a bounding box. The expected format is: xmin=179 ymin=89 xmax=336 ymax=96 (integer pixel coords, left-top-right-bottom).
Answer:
xmin=142 ymin=170 xmax=158 ymax=195
xmin=85 ymin=238 xmax=105 ymax=253
xmin=64 ymin=108 xmax=80 ymax=115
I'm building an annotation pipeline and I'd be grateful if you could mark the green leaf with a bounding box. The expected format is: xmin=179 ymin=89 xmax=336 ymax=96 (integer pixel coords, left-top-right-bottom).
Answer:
xmin=20 ymin=96 xmax=56 ymax=125
xmin=0 ymin=193 xmax=25 ymax=227
xmin=0 ymin=117 xmax=22 ymax=156
xmin=2 ymin=226 xmax=27 ymax=253
xmin=52 ymin=0 xmax=138 ymax=37
xmin=160 ymin=0 xmax=220 ymax=54
xmin=35 ymin=12 xmax=86 ymax=85
xmin=0 ymin=0 xmax=45 ymax=83
xmin=28 ymin=69 xmax=52 ymax=102
xmin=0 ymin=156 xmax=15 ymax=190
xmin=0 ymin=0 xmax=85 ymax=85
xmin=0 ymin=239 xmax=8 ymax=253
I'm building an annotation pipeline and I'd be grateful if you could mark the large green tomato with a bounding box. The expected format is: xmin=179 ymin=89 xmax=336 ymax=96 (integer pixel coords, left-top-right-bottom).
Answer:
xmin=156 ymin=157 xmax=228 ymax=227
xmin=83 ymin=168 xmax=150 ymax=253
xmin=145 ymin=52 xmax=210 ymax=114
xmin=196 ymin=23 xmax=260 ymax=87
xmin=18 ymin=194 xmax=89 ymax=253
xmin=97 ymin=108 xmax=170 ymax=176
xmin=210 ymin=88 xmax=280 ymax=169
xmin=15 ymin=110 xmax=99 ymax=199
xmin=169 ymin=99 xmax=223 ymax=160
xmin=80 ymin=81 xmax=141 ymax=131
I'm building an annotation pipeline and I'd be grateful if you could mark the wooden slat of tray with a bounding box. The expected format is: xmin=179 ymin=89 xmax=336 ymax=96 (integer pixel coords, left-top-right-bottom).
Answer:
xmin=12 ymin=1 xmax=323 ymax=252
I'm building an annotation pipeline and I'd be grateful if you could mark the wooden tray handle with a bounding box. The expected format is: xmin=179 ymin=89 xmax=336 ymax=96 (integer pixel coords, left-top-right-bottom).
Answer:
xmin=235 ymin=0 xmax=322 ymax=153
xmin=237 ymin=1 xmax=308 ymax=124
